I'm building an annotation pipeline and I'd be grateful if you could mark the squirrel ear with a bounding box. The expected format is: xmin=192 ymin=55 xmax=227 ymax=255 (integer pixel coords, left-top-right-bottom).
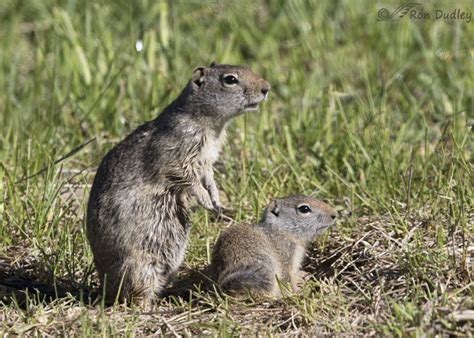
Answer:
xmin=209 ymin=61 xmax=217 ymax=68
xmin=260 ymin=200 xmax=279 ymax=224
xmin=269 ymin=200 xmax=280 ymax=217
xmin=192 ymin=66 xmax=207 ymax=86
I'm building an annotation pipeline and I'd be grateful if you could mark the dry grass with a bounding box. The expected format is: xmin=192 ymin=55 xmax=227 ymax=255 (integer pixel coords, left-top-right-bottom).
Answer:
xmin=1 ymin=202 xmax=472 ymax=335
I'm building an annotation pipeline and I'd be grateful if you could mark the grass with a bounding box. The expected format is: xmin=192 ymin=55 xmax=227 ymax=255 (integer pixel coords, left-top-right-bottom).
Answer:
xmin=0 ymin=0 xmax=473 ymax=335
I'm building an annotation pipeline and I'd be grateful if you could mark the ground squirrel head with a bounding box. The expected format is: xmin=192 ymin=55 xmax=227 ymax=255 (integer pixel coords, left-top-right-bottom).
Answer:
xmin=188 ymin=62 xmax=270 ymax=123
xmin=260 ymin=195 xmax=337 ymax=244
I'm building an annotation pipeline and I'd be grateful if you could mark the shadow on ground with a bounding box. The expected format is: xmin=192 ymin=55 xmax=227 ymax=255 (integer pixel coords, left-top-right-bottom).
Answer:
xmin=0 ymin=260 xmax=94 ymax=307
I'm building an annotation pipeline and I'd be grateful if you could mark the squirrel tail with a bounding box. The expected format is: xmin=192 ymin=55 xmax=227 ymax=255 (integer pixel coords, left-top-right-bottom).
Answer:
xmin=218 ymin=264 xmax=275 ymax=296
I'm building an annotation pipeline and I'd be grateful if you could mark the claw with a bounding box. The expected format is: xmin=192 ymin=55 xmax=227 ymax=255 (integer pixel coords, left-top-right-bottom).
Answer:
xmin=212 ymin=201 xmax=222 ymax=215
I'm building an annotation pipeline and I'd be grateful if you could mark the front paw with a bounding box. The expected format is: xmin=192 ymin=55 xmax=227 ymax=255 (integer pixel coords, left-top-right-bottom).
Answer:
xmin=191 ymin=185 xmax=214 ymax=211
xmin=199 ymin=197 xmax=215 ymax=211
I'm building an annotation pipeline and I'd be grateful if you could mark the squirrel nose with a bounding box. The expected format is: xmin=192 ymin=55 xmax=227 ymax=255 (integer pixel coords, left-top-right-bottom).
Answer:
xmin=261 ymin=81 xmax=271 ymax=96
xmin=330 ymin=211 xmax=337 ymax=220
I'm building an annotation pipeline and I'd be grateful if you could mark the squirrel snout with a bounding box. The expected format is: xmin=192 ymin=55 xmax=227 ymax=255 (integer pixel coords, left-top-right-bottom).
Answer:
xmin=260 ymin=81 xmax=271 ymax=96
xmin=328 ymin=209 xmax=338 ymax=221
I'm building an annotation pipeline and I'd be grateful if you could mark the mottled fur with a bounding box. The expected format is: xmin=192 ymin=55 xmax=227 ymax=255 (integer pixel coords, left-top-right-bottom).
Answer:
xmin=211 ymin=195 xmax=337 ymax=298
xmin=86 ymin=63 xmax=270 ymax=306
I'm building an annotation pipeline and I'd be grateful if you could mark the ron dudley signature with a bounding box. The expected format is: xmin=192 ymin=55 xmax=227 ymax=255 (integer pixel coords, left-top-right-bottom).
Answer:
xmin=378 ymin=3 xmax=472 ymax=23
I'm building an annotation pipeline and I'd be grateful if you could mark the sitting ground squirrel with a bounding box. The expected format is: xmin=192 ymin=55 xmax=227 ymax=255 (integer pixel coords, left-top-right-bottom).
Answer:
xmin=210 ymin=195 xmax=337 ymax=298
xmin=86 ymin=62 xmax=270 ymax=306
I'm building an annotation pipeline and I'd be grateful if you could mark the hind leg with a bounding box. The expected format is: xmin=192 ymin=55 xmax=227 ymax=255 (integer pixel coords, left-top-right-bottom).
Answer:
xmin=100 ymin=258 xmax=167 ymax=307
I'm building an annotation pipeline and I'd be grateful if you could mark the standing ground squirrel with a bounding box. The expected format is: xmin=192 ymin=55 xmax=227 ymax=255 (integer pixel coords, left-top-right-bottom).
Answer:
xmin=86 ymin=62 xmax=270 ymax=306
xmin=210 ymin=195 xmax=337 ymax=298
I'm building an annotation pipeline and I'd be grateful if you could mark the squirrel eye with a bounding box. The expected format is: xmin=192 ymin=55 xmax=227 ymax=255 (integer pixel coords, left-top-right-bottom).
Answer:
xmin=297 ymin=205 xmax=311 ymax=214
xmin=223 ymin=75 xmax=239 ymax=85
